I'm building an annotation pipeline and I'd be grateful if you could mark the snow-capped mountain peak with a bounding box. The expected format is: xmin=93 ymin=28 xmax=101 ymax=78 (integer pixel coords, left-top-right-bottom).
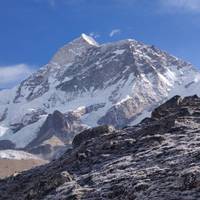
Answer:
xmin=50 ymin=33 xmax=99 ymax=66
xmin=0 ymin=35 xmax=200 ymax=159
xmin=80 ymin=33 xmax=99 ymax=46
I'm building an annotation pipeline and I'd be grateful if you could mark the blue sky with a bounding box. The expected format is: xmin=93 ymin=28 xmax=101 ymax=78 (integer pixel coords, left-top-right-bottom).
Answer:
xmin=1 ymin=0 xmax=200 ymax=88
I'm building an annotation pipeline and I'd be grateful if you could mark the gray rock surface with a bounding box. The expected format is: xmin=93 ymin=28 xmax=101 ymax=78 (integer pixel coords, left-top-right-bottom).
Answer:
xmin=25 ymin=110 xmax=87 ymax=160
xmin=1 ymin=95 xmax=200 ymax=199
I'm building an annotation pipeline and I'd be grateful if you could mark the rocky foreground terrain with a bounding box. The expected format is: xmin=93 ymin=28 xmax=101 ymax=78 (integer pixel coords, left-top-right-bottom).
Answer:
xmin=1 ymin=95 xmax=200 ymax=199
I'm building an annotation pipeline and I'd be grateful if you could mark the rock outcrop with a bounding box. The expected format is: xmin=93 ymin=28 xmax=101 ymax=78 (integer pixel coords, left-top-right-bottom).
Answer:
xmin=1 ymin=95 xmax=200 ymax=199
xmin=25 ymin=110 xmax=87 ymax=160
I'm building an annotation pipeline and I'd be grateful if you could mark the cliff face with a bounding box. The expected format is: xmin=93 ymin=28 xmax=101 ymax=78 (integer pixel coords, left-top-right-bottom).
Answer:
xmin=1 ymin=34 xmax=200 ymax=159
xmin=1 ymin=95 xmax=200 ymax=200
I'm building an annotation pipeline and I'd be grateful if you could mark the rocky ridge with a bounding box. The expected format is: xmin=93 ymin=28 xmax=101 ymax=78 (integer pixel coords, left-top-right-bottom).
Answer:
xmin=1 ymin=34 xmax=200 ymax=159
xmin=1 ymin=95 xmax=200 ymax=199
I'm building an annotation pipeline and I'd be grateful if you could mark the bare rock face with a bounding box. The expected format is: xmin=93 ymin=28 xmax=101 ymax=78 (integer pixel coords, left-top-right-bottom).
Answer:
xmin=26 ymin=110 xmax=87 ymax=160
xmin=98 ymin=97 xmax=145 ymax=127
xmin=1 ymin=95 xmax=200 ymax=199
xmin=0 ymin=140 xmax=15 ymax=150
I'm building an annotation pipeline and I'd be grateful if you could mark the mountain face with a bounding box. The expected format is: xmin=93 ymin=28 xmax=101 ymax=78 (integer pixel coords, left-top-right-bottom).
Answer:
xmin=0 ymin=33 xmax=200 ymax=159
xmin=1 ymin=95 xmax=200 ymax=199
xmin=25 ymin=110 xmax=87 ymax=160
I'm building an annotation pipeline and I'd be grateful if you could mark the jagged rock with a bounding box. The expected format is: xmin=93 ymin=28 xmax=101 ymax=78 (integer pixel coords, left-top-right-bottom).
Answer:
xmin=180 ymin=166 xmax=200 ymax=190
xmin=1 ymin=95 xmax=200 ymax=199
xmin=26 ymin=110 xmax=87 ymax=160
xmin=151 ymin=95 xmax=182 ymax=119
xmin=72 ymin=125 xmax=115 ymax=148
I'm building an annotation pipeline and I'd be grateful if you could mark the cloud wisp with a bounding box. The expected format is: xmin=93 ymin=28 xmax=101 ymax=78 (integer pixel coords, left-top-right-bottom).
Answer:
xmin=34 ymin=0 xmax=200 ymax=13
xmin=109 ymin=29 xmax=121 ymax=37
xmin=161 ymin=0 xmax=200 ymax=13
xmin=89 ymin=32 xmax=100 ymax=39
xmin=0 ymin=64 xmax=34 ymax=88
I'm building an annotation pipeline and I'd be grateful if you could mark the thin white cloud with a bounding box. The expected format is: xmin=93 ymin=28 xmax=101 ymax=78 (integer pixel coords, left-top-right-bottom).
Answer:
xmin=161 ymin=0 xmax=200 ymax=12
xmin=34 ymin=0 xmax=137 ymax=8
xmin=41 ymin=0 xmax=85 ymax=7
xmin=89 ymin=32 xmax=100 ymax=39
xmin=109 ymin=29 xmax=121 ymax=37
xmin=33 ymin=0 xmax=59 ymax=7
xmin=0 ymin=64 xmax=34 ymax=88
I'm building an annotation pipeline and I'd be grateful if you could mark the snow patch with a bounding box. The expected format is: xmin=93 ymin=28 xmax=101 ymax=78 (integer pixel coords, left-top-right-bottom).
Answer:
xmin=0 ymin=150 xmax=40 ymax=160
xmin=0 ymin=116 xmax=47 ymax=148
xmin=114 ymin=49 xmax=126 ymax=55
xmin=116 ymin=95 xmax=132 ymax=106
xmin=0 ymin=126 xmax=9 ymax=137
xmin=81 ymin=33 xmax=99 ymax=46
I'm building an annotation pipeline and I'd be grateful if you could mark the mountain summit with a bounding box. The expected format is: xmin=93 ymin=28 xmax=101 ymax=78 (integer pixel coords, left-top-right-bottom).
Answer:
xmin=80 ymin=33 xmax=99 ymax=46
xmin=50 ymin=33 xmax=99 ymax=66
xmin=0 ymin=35 xmax=200 ymax=159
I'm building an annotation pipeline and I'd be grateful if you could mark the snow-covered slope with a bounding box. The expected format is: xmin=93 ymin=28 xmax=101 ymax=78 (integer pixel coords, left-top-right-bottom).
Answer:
xmin=0 ymin=33 xmax=200 ymax=158
xmin=0 ymin=150 xmax=41 ymax=160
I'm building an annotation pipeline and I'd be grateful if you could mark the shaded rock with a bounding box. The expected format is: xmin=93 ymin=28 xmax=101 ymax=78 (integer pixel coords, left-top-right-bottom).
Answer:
xmin=0 ymin=140 xmax=15 ymax=150
xmin=72 ymin=125 xmax=115 ymax=148
xmin=26 ymin=110 xmax=86 ymax=160
xmin=180 ymin=166 xmax=200 ymax=190
xmin=2 ymin=95 xmax=200 ymax=199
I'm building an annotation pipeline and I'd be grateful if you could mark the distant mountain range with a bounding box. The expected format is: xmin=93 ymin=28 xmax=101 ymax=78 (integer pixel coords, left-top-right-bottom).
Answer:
xmin=0 ymin=33 xmax=200 ymax=159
